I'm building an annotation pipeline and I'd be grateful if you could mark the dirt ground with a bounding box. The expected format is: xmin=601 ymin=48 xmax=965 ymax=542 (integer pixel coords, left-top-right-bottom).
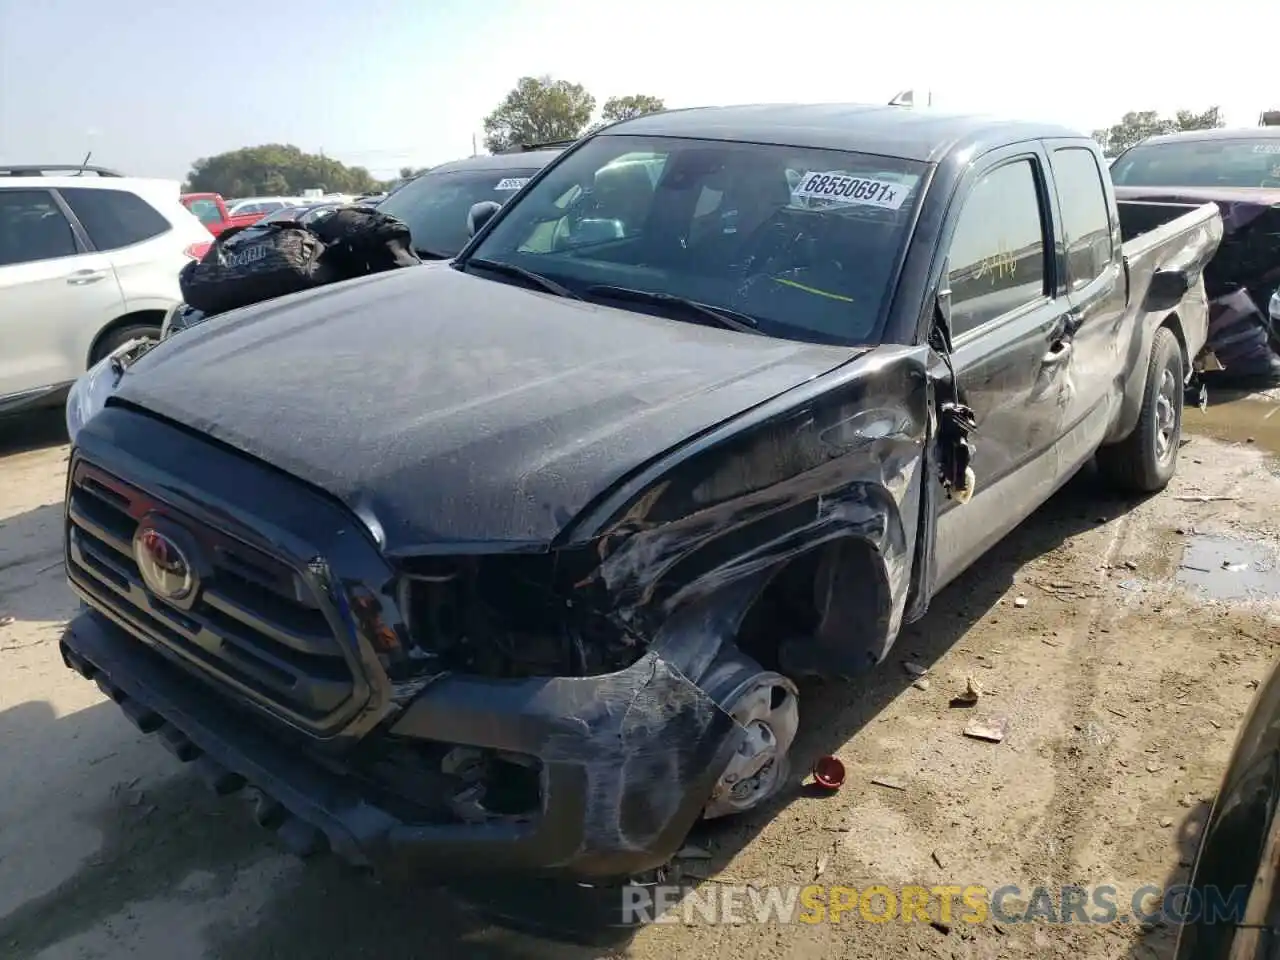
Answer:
xmin=2 ymin=395 xmax=1279 ymax=960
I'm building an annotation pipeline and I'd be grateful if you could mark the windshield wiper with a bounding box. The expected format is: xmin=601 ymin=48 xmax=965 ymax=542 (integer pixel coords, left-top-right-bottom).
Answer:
xmin=466 ymin=257 xmax=581 ymax=300
xmin=584 ymin=285 xmax=759 ymax=334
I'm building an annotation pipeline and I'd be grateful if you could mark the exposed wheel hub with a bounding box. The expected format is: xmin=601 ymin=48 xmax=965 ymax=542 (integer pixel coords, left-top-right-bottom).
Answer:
xmin=703 ymin=672 xmax=799 ymax=819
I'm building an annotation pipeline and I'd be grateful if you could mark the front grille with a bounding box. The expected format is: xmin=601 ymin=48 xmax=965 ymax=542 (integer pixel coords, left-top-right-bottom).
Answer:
xmin=65 ymin=459 xmax=357 ymax=730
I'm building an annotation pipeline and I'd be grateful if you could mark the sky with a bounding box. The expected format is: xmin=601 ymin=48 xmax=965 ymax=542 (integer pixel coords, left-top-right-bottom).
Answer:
xmin=1 ymin=0 xmax=1277 ymax=183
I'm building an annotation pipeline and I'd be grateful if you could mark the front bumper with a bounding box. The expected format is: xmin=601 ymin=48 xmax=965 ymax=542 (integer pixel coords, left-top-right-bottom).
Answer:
xmin=62 ymin=606 xmax=741 ymax=879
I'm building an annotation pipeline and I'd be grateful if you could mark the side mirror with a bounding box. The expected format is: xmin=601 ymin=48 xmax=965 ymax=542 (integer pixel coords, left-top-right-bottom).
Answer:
xmin=467 ymin=200 xmax=502 ymax=237
xmin=1146 ymin=268 xmax=1191 ymax=313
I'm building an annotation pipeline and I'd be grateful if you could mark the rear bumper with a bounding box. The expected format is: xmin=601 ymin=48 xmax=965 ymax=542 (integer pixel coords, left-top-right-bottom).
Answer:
xmin=62 ymin=607 xmax=740 ymax=879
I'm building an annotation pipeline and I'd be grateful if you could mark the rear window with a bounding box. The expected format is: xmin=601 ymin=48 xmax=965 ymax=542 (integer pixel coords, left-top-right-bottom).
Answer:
xmin=1111 ymin=138 xmax=1280 ymax=188
xmin=467 ymin=136 xmax=926 ymax=346
xmin=61 ymin=188 xmax=170 ymax=250
xmin=378 ymin=167 xmax=543 ymax=258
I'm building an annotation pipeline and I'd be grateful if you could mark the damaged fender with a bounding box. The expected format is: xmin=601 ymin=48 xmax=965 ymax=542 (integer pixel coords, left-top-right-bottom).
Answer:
xmin=567 ymin=345 xmax=934 ymax=681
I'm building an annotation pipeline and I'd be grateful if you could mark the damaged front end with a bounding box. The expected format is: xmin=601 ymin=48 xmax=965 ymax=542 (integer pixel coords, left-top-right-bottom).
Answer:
xmin=62 ymin=341 xmax=934 ymax=880
xmin=371 ymin=346 xmax=933 ymax=846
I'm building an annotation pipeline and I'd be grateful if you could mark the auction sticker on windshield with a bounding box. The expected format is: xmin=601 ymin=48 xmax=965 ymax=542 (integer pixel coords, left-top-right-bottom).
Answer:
xmin=1252 ymin=144 xmax=1280 ymax=155
xmin=495 ymin=177 xmax=531 ymax=191
xmin=791 ymin=172 xmax=911 ymax=210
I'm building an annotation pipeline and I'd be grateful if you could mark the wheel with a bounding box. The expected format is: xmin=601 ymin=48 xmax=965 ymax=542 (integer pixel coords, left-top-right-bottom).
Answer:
xmin=1096 ymin=327 xmax=1184 ymax=494
xmin=91 ymin=323 xmax=161 ymax=365
xmin=700 ymin=668 xmax=799 ymax=820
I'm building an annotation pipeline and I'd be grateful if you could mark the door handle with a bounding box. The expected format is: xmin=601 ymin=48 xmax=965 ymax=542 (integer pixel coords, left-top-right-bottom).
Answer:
xmin=66 ymin=269 xmax=107 ymax=285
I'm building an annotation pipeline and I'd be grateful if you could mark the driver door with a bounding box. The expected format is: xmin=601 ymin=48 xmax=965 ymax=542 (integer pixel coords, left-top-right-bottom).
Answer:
xmin=932 ymin=146 xmax=1077 ymax=591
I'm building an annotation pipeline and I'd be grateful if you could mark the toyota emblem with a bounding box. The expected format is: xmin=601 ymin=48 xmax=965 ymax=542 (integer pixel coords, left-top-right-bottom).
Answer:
xmin=133 ymin=526 xmax=195 ymax=601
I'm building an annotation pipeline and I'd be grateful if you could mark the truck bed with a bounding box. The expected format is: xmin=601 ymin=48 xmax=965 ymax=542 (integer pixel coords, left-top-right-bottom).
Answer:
xmin=1116 ymin=199 xmax=1223 ymax=363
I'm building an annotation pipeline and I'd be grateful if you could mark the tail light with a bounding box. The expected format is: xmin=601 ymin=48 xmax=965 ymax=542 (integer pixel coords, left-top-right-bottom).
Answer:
xmin=183 ymin=241 xmax=211 ymax=260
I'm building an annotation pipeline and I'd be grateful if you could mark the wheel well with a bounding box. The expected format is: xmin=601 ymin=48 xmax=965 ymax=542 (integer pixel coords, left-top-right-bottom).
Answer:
xmin=1158 ymin=312 xmax=1190 ymax=371
xmin=735 ymin=537 xmax=888 ymax=674
xmin=87 ymin=310 xmax=167 ymax=366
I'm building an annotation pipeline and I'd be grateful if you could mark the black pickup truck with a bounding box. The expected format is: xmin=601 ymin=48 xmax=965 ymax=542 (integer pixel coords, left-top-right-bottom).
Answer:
xmin=59 ymin=104 xmax=1222 ymax=881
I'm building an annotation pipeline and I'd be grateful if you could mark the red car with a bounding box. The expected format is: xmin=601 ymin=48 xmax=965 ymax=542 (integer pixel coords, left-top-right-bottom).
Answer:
xmin=180 ymin=192 xmax=267 ymax=236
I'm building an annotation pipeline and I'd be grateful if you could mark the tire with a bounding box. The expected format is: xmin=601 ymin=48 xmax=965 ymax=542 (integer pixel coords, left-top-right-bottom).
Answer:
xmin=91 ymin=323 xmax=160 ymax=365
xmin=1096 ymin=327 xmax=1184 ymax=494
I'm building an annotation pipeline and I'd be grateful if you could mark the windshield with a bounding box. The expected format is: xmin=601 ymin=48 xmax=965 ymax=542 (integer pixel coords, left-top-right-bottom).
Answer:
xmin=1111 ymin=138 xmax=1280 ymax=188
xmin=378 ymin=167 xmax=542 ymax=257
xmin=464 ymin=135 xmax=926 ymax=346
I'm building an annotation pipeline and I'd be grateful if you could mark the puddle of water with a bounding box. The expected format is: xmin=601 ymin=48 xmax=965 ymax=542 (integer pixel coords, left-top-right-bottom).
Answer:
xmin=1177 ymin=534 xmax=1280 ymax=601
xmin=1185 ymin=397 xmax=1280 ymax=455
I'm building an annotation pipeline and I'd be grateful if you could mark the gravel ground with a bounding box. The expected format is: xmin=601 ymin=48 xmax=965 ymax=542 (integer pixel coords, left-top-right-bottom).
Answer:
xmin=2 ymin=398 xmax=1278 ymax=960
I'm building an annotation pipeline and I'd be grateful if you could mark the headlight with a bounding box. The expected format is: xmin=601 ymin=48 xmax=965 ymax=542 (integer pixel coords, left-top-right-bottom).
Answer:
xmin=65 ymin=339 xmax=153 ymax=443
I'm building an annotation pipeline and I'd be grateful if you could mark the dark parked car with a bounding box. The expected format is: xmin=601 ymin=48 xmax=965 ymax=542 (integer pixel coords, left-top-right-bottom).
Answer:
xmin=60 ymin=103 xmax=1221 ymax=881
xmin=376 ymin=149 xmax=562 ymax=259
xmin=1174 ymin=656 xmax=1280 ymax=958
xmin=257 ymin=201 xmax=343 ymax=224
xmin=1111 ymin=127 xmax=1280 ymax=381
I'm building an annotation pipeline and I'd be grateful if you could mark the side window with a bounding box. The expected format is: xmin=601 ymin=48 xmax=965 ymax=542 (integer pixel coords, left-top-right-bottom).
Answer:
xmin=1050 ymin=147 xmax=1113 ymax=289
xmin=187 ymin=199 xmax=222 ymax=225
xmin=60 ymin=188 xmax=170 ymax=250
xmin=947 ymin=159 xmax=1049 ymax=337
xmin=0 ymin=189 xmax=79 ymax=266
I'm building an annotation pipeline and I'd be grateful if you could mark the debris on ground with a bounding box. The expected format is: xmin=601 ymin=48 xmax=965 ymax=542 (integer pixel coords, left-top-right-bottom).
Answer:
xmin=870 ymin=776 xmax=907 ymax=791
xmin=931 ymin=849 xmax=947 ymax=869
xmin=0 ymin=615 xmax=13 ymax=628
xmin=1013 ymin=596 xmax=1029 ymax=608
xmin=814 ymin=848 xmax=832 ymax=880
xmin=812 ymin=756 xmax=846 ymax=790
xmin=962 ymin=716 xmax=1008 ymax=743
xmin=903 ymin=661 xmax=929 ymax=677
xmin=1159 ymin=816 xmax=1174 ymax=827
xmin=1174 ymin=495 xmax=1238 ymax=502
xmin=950 ymin=675 xmax=982 ymax=708
xmin=912 ymin=677 xmax=931 ymax=691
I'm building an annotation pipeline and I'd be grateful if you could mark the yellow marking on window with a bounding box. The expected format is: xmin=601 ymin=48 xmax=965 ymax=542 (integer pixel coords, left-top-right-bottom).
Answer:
xmin=772 ymin=277 xmax=855 ymax=302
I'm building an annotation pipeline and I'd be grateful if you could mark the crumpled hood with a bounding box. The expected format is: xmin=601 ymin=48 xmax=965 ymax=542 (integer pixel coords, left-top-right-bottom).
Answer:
xmin=115 ymin=266 xmax=859 ymax=553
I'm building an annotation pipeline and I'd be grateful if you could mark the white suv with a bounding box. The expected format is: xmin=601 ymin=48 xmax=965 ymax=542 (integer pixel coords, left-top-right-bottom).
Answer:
xmin=0 ymin=166 xmax=211 ymax=416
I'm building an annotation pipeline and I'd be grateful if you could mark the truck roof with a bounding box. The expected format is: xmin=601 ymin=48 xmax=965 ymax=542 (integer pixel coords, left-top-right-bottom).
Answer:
xmin=426 ymin=149 xmax=564 ymax=175
xmin=599 ymin=103 xmax=1084 ymax=163
xmin=1136 ymin=126 xmax=1280 ymax=147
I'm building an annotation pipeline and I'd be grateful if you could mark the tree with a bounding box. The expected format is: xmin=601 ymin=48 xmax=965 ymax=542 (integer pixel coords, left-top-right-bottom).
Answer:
xmin=600 ymin=94 xmax=666 ymax=125
xmin=1174 ymin=106 xmax=1224 ymax=132
xmin=482 ymin=76 xmax=596 ymax=153
xmin=184 ymin=144 xmax=381 ymax=197
xmin=1090 ymin=106 xmax=1225 ymax=158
